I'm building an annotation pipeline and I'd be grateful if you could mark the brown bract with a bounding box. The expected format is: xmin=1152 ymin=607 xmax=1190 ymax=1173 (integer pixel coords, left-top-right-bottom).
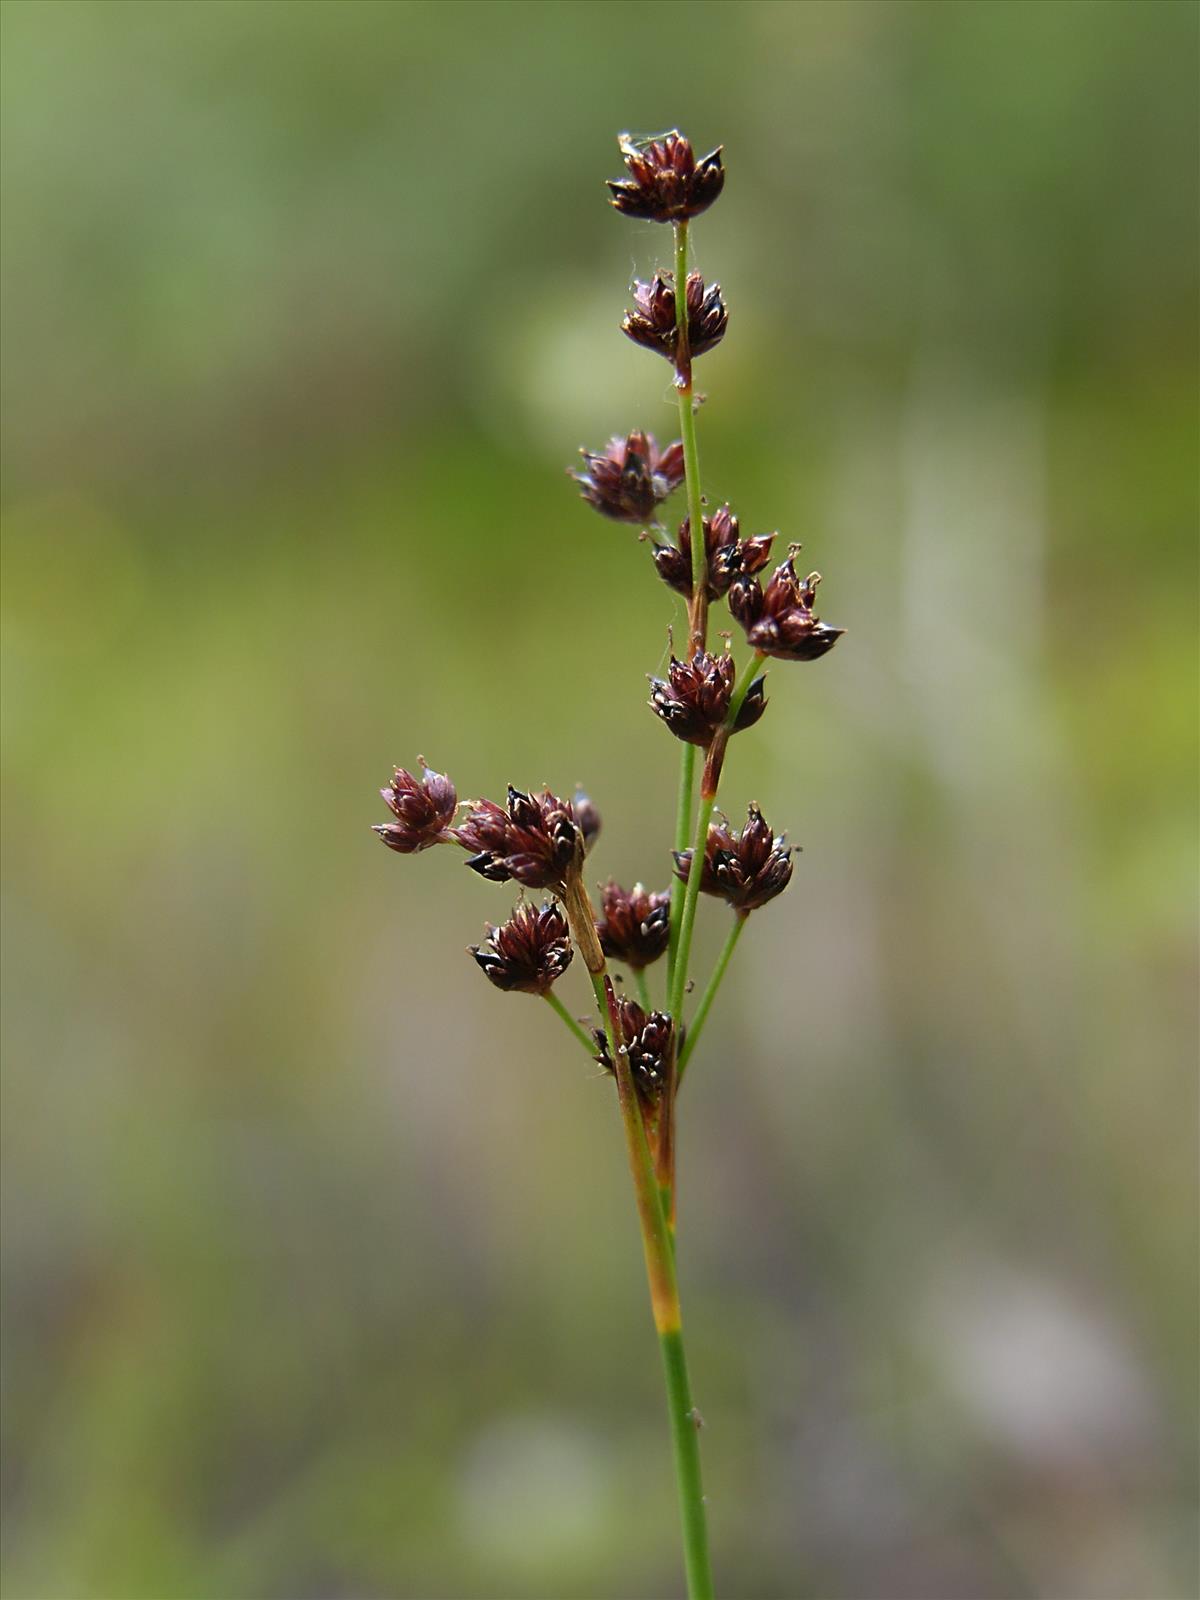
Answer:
xmin=573 ymin=430 xmax=685 ymax=524
xmin=456 ymin=785 xmax=585 ymax=891
xmin=607 ymin=130 xmax=724 ymax=224
xmin=673 ymin=802 xmax=794 ymax=913
xmin=649 ymin=650 xmax=766 ymax=747
xmin=373 ymin=764 xmax=458 ymax=854
xmin=470 ymin=902 xmax=573 ymax=995
xmin=729 ymin=556 xmax=844 ymax=662
xmin=622 ymin=271 xmax=727 ymax=366
xmin=595 ymin=881 xmax=671 ymax=969
xmin=653 ymin=504 xmax=774 ymax=602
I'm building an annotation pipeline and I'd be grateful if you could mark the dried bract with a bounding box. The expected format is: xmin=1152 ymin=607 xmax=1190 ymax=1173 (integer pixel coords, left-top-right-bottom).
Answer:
xmin=653 ymin=504 xmax=774 ymax=601
xmin=470 ymin=901 xmax=573 ymax=995
xmin=729 ymin=556 xmax=844 ymax=662
xmin=650 ymin=651 xmax=766 ymax=747
xmin=573 ymin=431 xmax=685 ymax=524
xmin=673 ymin=803 xmax=794 ymax=913
xmin=595 ymin=881 xmax=672 ymax=969
xmin=622 ymin=272 xmax=727 ymax=366
xmin=607 ymin=130 xmax=724 ymax=224
xmin=373 ymin=763 xmax=458 ymax=854
xmin=456 ymin=786 xmax=582 ymax=890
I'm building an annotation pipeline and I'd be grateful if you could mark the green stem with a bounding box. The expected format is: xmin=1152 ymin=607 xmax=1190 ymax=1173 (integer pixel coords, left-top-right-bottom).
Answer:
xmin=542 ymin=990 xmax=596 ymax=1058
xmin=660 ymin=1327 xmax=713 ymax=1600
xmin=667 ymin=742 xmax=697 ymax=997
xmin=673 ymin=219 xmax=708 ymax=653
xmin=667 ymin=216 xmax=708 ymax=1000
xmin=634 ymin=966 xmax=653 ymax=1013
xmin=678 ymin=913 xmax=747 ymax=1082
xmin=593 ymin=967 xmax=711 ymax=1599
xmin=669 ymin=653 xmax=764 ymax=1024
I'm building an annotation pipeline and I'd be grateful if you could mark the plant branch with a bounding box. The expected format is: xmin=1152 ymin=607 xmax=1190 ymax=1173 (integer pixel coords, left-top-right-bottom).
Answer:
xmin=677 ymin=913 xmax=747 ymax=1082
xmin=542 ymin=989 xmax=597 ymax=1058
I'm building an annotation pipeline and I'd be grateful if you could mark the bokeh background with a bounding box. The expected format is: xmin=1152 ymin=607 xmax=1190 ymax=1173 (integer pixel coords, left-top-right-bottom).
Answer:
xmin=2 ymin=2 xmax=1197 ymax=1597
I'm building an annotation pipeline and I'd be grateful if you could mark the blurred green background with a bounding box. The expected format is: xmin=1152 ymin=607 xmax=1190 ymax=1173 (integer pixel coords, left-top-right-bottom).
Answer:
xmin=2 ymin=2 xmax=1197 ymax=1597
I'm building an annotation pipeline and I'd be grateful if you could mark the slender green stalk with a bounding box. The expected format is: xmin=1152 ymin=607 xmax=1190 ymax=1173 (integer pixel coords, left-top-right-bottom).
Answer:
xmin=634 ymin=966 xmax=653 ymax=1013
xmin=542 ymin=990 xmax=596 ymax=1057
xmin=667 ymin=216 xmax=708 ymax=998
xmin=673 ymin=219 xmax=708 ymax=653
xmin=659 ymin=1327 xmax=712 ymax=1600
xmin=666 ymin=742 xmax=696 ymax=995
xmin=669 ymin=652 xmax=764 ymax=1023
xmin=678 ymin=913 xmax=747 ymax=1081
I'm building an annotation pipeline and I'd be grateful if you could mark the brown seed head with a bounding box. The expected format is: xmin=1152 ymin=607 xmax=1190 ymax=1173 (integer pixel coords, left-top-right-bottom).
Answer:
xmin=649 ymin=650 xmax=766 ymax=747
xmin=455 ymin=785 xmax=584 ymax=890
xmin=729 ymin=555 xmax=844 ymax=662
xmin=607 ymin=130 xmax=725 ymax=224
xmin=653 ymin=504 xmax=775 ymax=601
xmin=595 ymin=881 xmax=671 ymax=969
xmin=673 ymin=802 xmax=794 ymax=913
xmin=373 ymin=763 xmax=458 ymax=854
xmin=622 ymin=271 xmax=727 ymax=365
xmin=572 ymin=431 xmax=685 ymax=524
xmin=470 ymin=901 xmax=573 ymax=995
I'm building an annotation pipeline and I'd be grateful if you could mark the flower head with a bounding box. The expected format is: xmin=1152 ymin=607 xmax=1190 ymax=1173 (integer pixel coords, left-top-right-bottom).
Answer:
xmin=572 ymin=431 xmax=685 ymax=524
xmin=729 ymin=555 xmax=844 ymax=662
xmin=653 ymin=504 xmax=775 ymax=602
xmin=622 ymin=272 xmax=727 ymax=366
xmin=373 ymin=763 xmax=458 ymax=854
xmin=673 ymin=803 xmax=794 ymax=913
xmin=455 ymin=785 xmax=584 ymax=891
xmin=596 ymin=998 xmax=675 ymax=1106
xmin=470 ymin=902 xmax=573 ymax=995
xmin=595 ymin=881 xmax=671 ymax=969
xmin=649 ymin=651 xmax=766 ymax=747
xmin=607 ymin=130 xmax=724 ymax=224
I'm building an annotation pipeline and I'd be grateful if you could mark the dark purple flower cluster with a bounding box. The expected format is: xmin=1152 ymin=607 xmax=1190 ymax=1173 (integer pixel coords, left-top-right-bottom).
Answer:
xmin=674 ymin=803 xmax=794 ymax=914
xmin=607 ymin=131 xmax=724 ymax=224
xmin=622 ymin=271 xmax=727 ymax=367
xmin=471 ymin=902 xmax=573 ymax=995
xmin=649 ymin=651 xmax=766 ymax=747
xmin=653 ymin=505 xmax=774 ymax=602
xmin=573 ymin=430 xmax=685 ymax=525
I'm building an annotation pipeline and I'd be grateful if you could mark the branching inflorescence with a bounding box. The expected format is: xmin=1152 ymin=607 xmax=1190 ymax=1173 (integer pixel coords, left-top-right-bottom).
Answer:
xmin=373 ymin=130 xmax=842 ymax=1599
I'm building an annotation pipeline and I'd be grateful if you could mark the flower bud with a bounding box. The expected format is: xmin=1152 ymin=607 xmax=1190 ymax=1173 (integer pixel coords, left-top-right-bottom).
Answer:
xmin=595 ymin=881 xmax=671 ymax=969
xmin=470 ymin=902 xmax=573 ymax=995
xmin=729 ymin=556 xmax=844 ymax=662
xmin=373 ymin=763 xmax=458 ymax=854
xmin=673 ymin=803 xmax=794 ymax=913
xmin=456 ymin=785 xmax=584 ymax=891
xmin=649 ymin=651 xmax=766 ymax=747
xmin=653 ymin=504 xmax=774 ymax=602
xmin=622 ymin=272 xmax=727 ymax=365
xmin=572 ymin=789 xmax=602 ymax=856
xmin=572 ymin=431 xmax=685 ymax=524
xmin=607 ymin=130 xmax=724 ymax=224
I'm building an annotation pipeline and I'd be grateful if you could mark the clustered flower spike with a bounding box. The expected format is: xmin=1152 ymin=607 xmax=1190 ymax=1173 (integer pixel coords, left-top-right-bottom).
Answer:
xmin=673 ymin=803 xmax=794 ymax=913
xmin=730 ymin=555 xmax=844 ymax=662
xmin=607 ymin=130 xmax=725 ymax=224
xmin=455 ymin=785 xmax=592 ymax=891
xmin=622 ymin=272 xmax=727 ymax=366
xmin=373 ymin=763 xmax=458 ymax=854
xmin=595 ymin=999 xmax=676 ymax=1106
xmin=470 ymin=902 xmax=573 ymax=995
xmin=649 ymin=650 xmax=766 ymax=747
xmin=653 ymin=505 xmax=775 ymax=602
xmin=595 ymin=881 xmax=671 ymax=969
xmin=572 ymin=430 xmax=686 ymax=525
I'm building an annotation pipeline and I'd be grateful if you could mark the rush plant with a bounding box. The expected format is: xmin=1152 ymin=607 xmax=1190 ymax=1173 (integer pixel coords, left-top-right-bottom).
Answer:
xmin=374 ymin=130 xmax=842 ymax=1598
